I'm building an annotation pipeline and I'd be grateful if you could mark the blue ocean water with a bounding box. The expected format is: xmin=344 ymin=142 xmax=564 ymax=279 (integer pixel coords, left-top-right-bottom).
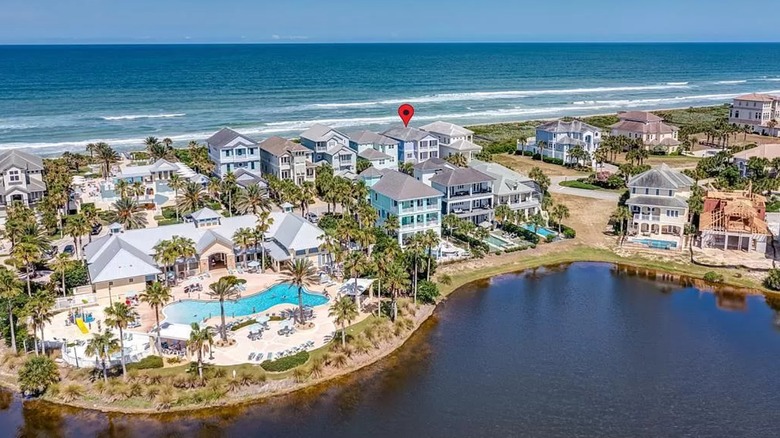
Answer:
xmin=2 ymin=43 xmax=780 ymax=156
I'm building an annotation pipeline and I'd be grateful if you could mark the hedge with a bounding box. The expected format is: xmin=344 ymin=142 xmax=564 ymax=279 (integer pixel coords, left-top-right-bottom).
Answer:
xmin=230 ymin=319 xmax=257 ymax=331
xmin=549 ymin=221 xmax=577 ymax=239
xmin=498 ymin=222 xmax=540 ymax=244
xmin=127 ymin=355 xmax=164 ymax=370
xmin=261 ymin=351 xmax=309 ymax=372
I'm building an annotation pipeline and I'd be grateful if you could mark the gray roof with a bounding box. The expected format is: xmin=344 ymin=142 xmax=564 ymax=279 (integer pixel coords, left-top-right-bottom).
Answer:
xmin=617 ymin=111 xmax=663 ymax=123
xmin=348 ymin=130 xmax=399 ymax=146
xmin=206 ymin=128 xmax=256 ymax=149
xmin=300 ymin=124 xmax=345 ymax=142
xmin=420 ymin=121 xmax=473 ymax=137
xmin=190 ymin=207 xmax=223 ymax=221
xmin=430 ymin=167 xmax=494 ymax=187
xmin=259 ymin=136 xmax=310 ymax=157
xmin=358 ymin=167 xmax=383 ymax=178
xmin=626 ymin=195 xmax=688 ymax=209
xmin=234 ymin=169 xmax=267 ymax=189
xmin=536 ymin=119 xmax=601 ymax=134
xmin=382 ymin=127 xmax=435 ymax=143
xmin=628 ymin=164 xmax=694 ymax=190
xmin=150 ymin=159 xmax=179 ymax=172
xmin=413 ymin=157 xmax=452 ymax=172
xmin=370 ymin=169 xmax=442 ymax=200
xmin=0 ymin=149 xmax=44 ymax=172
xmin=0 ymin=178 xmax=46 ymax=195
xmin=444 ymin=139 xmax=482 ymax=151
xmin=358 ymin=148 xmax=392 ymax=161
xmin=85 ymin=235 xmax=161 ymax=283
xmin=469 ymin=160 xmax=535 ymax=196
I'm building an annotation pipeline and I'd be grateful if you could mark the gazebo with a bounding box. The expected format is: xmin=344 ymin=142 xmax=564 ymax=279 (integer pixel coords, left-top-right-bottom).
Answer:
xmin=338 ymin=278 xmax=376 ymax=309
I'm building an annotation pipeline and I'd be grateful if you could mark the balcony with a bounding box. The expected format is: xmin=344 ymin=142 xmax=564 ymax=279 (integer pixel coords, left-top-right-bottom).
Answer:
xmin=633 ymin=213 xmax=661 ymax=222
xmin=400 ymin=203 xmax=438 ymax=213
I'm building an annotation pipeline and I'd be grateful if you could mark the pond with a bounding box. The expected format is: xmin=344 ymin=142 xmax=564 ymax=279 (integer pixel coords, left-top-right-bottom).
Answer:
xmin=1 ymin=263 xmax=778 ymax=437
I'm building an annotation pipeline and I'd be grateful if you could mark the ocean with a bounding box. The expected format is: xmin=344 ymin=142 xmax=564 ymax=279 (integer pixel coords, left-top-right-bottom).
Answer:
xmin=2 ymin=43 xmax=780 ymax=156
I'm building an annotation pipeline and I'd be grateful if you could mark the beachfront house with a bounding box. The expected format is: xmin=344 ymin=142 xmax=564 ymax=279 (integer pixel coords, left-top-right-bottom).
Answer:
xmin=0 ymin=149 xmax=47 ymax=213
xmin=698 ymin=188 xmax=771 ymax=253
xmin=206 ymin=127 xmax=261 ymax=178
xmin=469 ymin=159 xmax=541 ymax=219
xmin=528 ymin=119 xmax=601 ymax=167
xmin=382 ymin=127 xmax=440 ymax=165
xmin=625 ymin=164 xmax=694 ymax=250
xmin=728 ymin=93 xmax=780 ymax=137
xmin=610 ymin=111 xmax=681 ymax=154
xmin=258 ymin=136 xmax=316 ymax=185
xmin=359 ymin=168 xmax=443 ymax=246
xmin=420 ymin=121 xmax=482 ymax=162
xmin=413 ymin=158 xmax=494 ymax=225
xmin=84 ymin=209 xmax=325 ymax=299
xmin=299 ymin=124 xmax=357 ymax=175
xmin=348 ymin=131 xmax=398 ymax=170
xmin=731 ymin=144 xmax=780 ymax=177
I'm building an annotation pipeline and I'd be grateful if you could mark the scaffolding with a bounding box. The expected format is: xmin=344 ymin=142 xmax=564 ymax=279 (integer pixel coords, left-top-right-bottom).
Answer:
xmin=699 ymin=185 xmax=770 ymax=252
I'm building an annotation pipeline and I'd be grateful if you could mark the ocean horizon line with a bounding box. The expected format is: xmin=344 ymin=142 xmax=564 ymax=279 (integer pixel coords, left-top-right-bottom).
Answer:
xmin=2 ymin=40 xmax=780 ymax=47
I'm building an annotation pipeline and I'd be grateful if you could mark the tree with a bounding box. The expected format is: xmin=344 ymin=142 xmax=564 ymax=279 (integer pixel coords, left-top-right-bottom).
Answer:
xmin=768 ymin=119 xmax=778 ymax=133
xmin=25 ymin=293 xmax=54 ymax=356
xmin=298 ymin=181 xmax=317 ymax=217
xmin=384 ymin=262 xmax=410 ymax=321
xmin=764 ymin=268 xmax=780 ymax=291
xmin=49 ymin=253 xmax=73 ymax=296
xmin=529 ymin=212 xmax=546 ymax=235
xmin=382 ymin=214 xmax=399 ymax=238
xmin=404 ymin=234 xmax=424 ymax=305
xmin=12 ymin=242 xmax=41 ymax=297
xmin=278 ymin=259 xmax=318 ymax=325
xmin=187 ymin=323 xmax=214 ymax=379
xmin=442 ymin=213 xmax=461 ymax=239
xmin=235 ymin=183 xmax=270 ymax=215
xmin=104 ymin=302 xmax=139 ymax=380
xmin=109 ymin=197 xmax=148 ymax=230
xmin=550 ymin=204 xmax=570 ymax=233
xmin=18 ymin=356 xmax=59 ymax=397
xmin=0 ymin=267 xmax=23 ymax=353
xmin=494 ymin=204 xmax=512 ymax=225
xmin=444 ymin=153 xmax=468 ymax=167
xmin=233 ymin=228 xmax=254 ymax=268
xmin=610 ymin=206 xmax=632 ymax=244
xmin=343 ymin=251 xmax=367 ymax=305
xmin=94 ymin=142 xmax=119 ymax=179
xmin=178 ymin=181 xmax=209 ymax=213
xmin=528 ymin=167 xmax=550 ymax=208
xmin=206 ymin=276 xmax=242 ymax=342
xmin=421 ymin=229 xmax=440 ymax=281
xmin=329 ymin=296 xmax=359 ymax=348
xmin=63 ymin=214 xmax=90 ymax=260
xmin=168 ymin=173 xmax=185 ymax=221
xmin=399 ymin=162 xmax=414 ymax=176
xmin=518 ymin=136 xmax=528 ymax=156
xmin=85 ymin=329 xmax=120 ymax=382
xmin=139 ymin=282 xmax=173 ymax=354
xmin=255 ymin=211 xmax=274 ymax=273
xmin=687 ymin=185 xmax=705 ymax=223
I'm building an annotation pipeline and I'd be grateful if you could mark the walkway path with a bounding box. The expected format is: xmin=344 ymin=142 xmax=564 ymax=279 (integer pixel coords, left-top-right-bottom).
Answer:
xmin=549 ymin=176 xmax=620 ymax=201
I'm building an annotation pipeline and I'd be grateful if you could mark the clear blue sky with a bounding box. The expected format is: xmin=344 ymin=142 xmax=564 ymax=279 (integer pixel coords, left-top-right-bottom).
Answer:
xmin=2 ymin=0 xmax=778 ymax=44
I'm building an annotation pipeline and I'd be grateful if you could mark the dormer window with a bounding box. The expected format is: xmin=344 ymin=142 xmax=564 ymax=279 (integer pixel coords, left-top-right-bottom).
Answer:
xmin=9 ymin=170 xmax=20 ymax=182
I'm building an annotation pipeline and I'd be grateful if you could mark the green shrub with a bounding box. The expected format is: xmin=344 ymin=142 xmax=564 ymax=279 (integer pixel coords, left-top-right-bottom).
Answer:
xmin=18 ymin=356 xmax=59 ymax=396
xmin=703 ymin=272 xmax=724 ymax=284
xmin=562 ymin=228 xmax=576 ymax=239
xmin=763 ymin=268 xmax=780 ymax=291
xmin=451 ymin=231 xmax=490 ymax=254
xmin=261 ymin=351 xmax=309 ymax=372
xmin=417 ymin=280 xmax=440 ymax=304
xmin=230 ymin=319 xmax=257 ymax=331
xmin=127 ymin=355 xmax=164 ymax=370
xmin=542 ymin=156 xmax=564 ymax=165
xmin=498 ymin=223 xmax=540 ymax=244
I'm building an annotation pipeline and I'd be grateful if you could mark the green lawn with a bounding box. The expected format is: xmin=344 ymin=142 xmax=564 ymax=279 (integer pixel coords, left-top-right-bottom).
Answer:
xmin=559 ymin=180 xmax=601 ymax=190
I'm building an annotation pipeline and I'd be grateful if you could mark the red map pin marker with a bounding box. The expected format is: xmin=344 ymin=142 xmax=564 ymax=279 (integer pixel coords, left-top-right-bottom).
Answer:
xmin=398 ymin=104 xmax=414 ymax=127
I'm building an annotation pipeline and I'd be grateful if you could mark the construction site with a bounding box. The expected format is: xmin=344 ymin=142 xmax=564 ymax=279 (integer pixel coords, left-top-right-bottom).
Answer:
xmin=698 ymin=187 xmax=772 ymax=254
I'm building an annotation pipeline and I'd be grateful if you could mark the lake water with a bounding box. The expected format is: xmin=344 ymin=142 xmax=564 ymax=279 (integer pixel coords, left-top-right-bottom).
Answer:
xmin=1 ymin=262 xmax=778 ymax=437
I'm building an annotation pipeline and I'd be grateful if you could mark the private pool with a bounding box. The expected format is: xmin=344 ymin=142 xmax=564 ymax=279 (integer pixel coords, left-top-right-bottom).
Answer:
xmin=520 ymin=223 xmax=558 ymax=239
xmin=162 ymin=283 xmax=328 ymax=325
xmin=485 ymin=234 xmax=514 ymax=249
xmin=631 ymin=238 xmax=678 ymax=250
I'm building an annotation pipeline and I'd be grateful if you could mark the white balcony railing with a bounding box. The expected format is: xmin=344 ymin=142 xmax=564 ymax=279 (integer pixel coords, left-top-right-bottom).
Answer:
xmin=633 ymin=213 xmax=661 ymax=222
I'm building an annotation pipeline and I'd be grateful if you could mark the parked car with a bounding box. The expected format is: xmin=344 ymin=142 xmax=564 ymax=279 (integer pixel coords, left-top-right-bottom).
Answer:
xmin=305 ymin=212 xmax=319 ymax=223
xmin=44 ymin=245 xmax=58 ymax=259
xmin=91 ymin=223 xmax=103 ymax=235
xmin=63 ymin=244 xmax=75 ymax=256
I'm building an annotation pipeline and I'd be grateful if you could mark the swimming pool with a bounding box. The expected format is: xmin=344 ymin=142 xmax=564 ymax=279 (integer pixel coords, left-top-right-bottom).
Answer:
xmin=632 ymin=238 xmax=678 ymax=250
xmin=485 ymin=234 xmax=513 ymax=249
xmin=162 ymin=283 xmax=328 ymax=324
xmin=520 ymin=223 xmax=558 ymax=239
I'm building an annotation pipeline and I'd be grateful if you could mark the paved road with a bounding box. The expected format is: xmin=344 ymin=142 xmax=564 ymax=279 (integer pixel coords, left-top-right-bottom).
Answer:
xmin=548 ymin=176 xmax=621 ymax=201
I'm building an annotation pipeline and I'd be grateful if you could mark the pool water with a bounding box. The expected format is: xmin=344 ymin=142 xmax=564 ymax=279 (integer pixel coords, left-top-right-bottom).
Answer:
xmin=162 ymin=283 xmax=328 ymax=324
xmin=632 ymin=238 xmax=678 ymax=249
xmin=485 ymin=234 xmax=513 ymax=248
xmin=520 ymin=223 xmax=557 ymax=238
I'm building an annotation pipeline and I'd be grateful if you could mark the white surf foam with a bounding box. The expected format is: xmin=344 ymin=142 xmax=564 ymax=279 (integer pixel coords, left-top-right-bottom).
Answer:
xmin=714 ymin=80 xmax=747 ymax=85
xmin=101 ymin=113 xmax=186 ymax=121
xmin=666 ymin=82 xmax=689 ymax=86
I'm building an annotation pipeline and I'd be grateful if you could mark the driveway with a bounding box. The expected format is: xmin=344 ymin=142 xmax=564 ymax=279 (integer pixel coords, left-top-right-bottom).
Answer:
xmin=549 ymin=176 xmax=620 ymax=201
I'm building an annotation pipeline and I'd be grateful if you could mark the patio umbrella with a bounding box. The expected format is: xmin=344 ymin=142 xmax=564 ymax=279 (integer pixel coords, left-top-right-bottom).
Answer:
xmin=247 ymin=260 xmax=261 ymax=268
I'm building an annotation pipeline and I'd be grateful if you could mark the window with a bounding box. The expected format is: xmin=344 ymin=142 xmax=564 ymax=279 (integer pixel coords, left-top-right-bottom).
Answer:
xmin=8 ymin=170 xmax=19 ymax=182
xmin=224 ymin=150 xmax=232 ymax=157
xmin=645 ymin=188 xmax=649 ymax=194
xmin=128 ymin=278 xmax=134 ymax=283
xmin=655 ymin=189 xmax=659 ymax=195
xmin=631 ymin=187 xmax=636 ymax=194
xmin=735 ymin=110 xmax=740 ymax=118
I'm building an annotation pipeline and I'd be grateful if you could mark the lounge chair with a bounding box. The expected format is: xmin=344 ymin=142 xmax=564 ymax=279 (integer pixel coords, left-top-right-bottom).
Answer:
xmin=248 ymin=352 xmax=255 ymax=361
xmin=255 ymin=353 xmax=263 ymax=361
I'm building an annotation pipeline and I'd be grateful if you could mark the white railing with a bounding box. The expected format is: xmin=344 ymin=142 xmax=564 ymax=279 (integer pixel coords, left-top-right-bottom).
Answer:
xmin=633 ymin=213 xmax=661 ymax=221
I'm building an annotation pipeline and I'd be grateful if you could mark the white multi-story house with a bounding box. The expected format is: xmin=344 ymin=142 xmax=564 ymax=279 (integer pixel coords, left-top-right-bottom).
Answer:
xmin=258 ymin=136 xmax=316 ymax=185
xmin=610 ymin=111 xmax=680 ymax=153
xmin=420 ymin=121 xmax=482 ymax=162
xmin=528 ymin=119 xmax=601 ymax=167
xmin=728 ymin=93 xmax=780 ymax=136
xmin=382 ymin=127 xmax=440 ymax=164
xmin=359 ymin=168 xmax=443 ymax=246
xmin=626 ymin=164 xmax=694 ymax=250
xmin=0 ymin=149 xmax=46 ymax=211
xmin=299 ymin=124 xmax=357 ymax=174
xmin=206 ymin=127 xmax=261 ymax=178
xmin=469 ymin=159 xmax=541 ymax=219
xmin=413 ymin=158 xmax=494 ymax=225
xmin=731 ymin=144 xmax=780 ymax=177
xmin=348 ymin=131 xmax=398 ymax=170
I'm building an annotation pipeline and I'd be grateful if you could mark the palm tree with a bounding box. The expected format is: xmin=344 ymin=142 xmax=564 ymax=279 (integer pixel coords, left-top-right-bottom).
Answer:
xmin=235 ymin=183 xmax=270 ymax=214
xmin=206 ymin=276 xmax=242 ymax=342
xmin=144 ymin=136 xmax=160 ymax=157
xmin=383 ymin=214 xmax=399 ymax=237
xmin=343 ymin=250 xmax=366 ymax=304
xmin=550 ymin=204 xmax=570 ymax=233
xmin=529 ymin=212 xmax=546 ymax=235
xmin=103 ymin=302 xmax=139 ymax=380
xmin=298 ymin=181 xmax=316 ymax=217
xmin=178 ymin=181 xmax=208 ymax=214
xmin=49 ymin=253 xmax=73 ymax=296
xmin=85 ymin=330 xmax=120 ymax=382
xmin=255 ymin=211 xmax=274 ymax=273
xmin=445 ymin=153 xmax=468 ymax=167
xmin=170 ymin=235 xmax=196 ymax=276
xmin=610 ymin=206 xmax=632 ymax=244
xmin=494 ymin=204 xmax=512 ymax=225
xmin=0 ymin=267 xmax=23 ymax=353
xmin=421 ymin=229 xmax=440 ymax=281
xmin=153 ymin=239 xmax=176 ymax=282
xmin=168 ymin=173 xmax=185 ymax=221
xmin=63 ymin=214 xmax=90 ymax=259
xmin=109 ymin=197 xmax=147 ymax=230
xmin=768 ymin=119 xmax=778 ymax=134
xmin=232 ymin=228 xmax=254 ymax=268
xmin=115 ymin=179 xmax=130 ymax=199
xmin=442 ymin=213 xmax=461 ymax=240
xmin=12 ymin=242 xmax=41 ymax=297
xmin=518 ymin=136 xmax=528 ymax=156
xmin=131 ymin=181 xmax=145 ymax=201
xmin=222 ymin=172 xmax=238 ymax=216
xmin=85 ymin=142 xmax=96 ymax=159
xmin=81 ymin=205 xmax=100 ymax=244
xmin=187 ymin=323 xmax=214 ymax=379
xmin=139 ymin=282 xmax=173 ymax=354
xmin=278 ymin=259 xmax=318 ymax=325
xmin=94 ymin=142 xmax=119 ymax=179
xmin=26 ymin=293 xmax=54 ymax=356
xmin=329 ymin=296 xmax=358 ymax=348
xmin=384 ymin=262 xmax=410 ymax=321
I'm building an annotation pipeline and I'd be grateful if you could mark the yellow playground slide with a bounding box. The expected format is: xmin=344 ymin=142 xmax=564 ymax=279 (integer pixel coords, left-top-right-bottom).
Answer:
xmin=75 ymin=317 xmax=89 ymax=334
